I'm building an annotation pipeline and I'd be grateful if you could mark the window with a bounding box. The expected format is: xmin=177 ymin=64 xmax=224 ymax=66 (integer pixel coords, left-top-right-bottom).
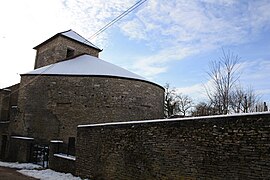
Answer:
xmin=66 ymin=48 xmax=75 ymax=58
xmin=68 ymin=137 xmax=76 ymax=155
xmin=1 ymin=135 xmax=7 ymax=159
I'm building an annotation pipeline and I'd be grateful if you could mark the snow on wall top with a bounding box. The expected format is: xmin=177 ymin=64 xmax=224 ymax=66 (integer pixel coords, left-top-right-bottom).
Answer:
xmin=78 ymin=111 xmax=270 ymax=128
xmin=24 ymin=54 xmax=149 ymax=82
xmin=11 ymin=136 xmax=34 ymax=140
xmin=61 ymin=30 xmax=101 ymax=50
xmin=54 ymin=153 xmax=76 ymax=161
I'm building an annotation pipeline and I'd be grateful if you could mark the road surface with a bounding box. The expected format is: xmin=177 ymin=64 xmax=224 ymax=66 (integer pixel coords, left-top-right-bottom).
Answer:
xmin=0 ymin=166 xmax=37 ymax=180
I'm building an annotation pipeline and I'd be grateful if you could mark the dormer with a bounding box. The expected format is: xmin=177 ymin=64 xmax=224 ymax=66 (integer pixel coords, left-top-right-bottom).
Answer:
xmin=33 ymin=30 xmax=102 ymax=69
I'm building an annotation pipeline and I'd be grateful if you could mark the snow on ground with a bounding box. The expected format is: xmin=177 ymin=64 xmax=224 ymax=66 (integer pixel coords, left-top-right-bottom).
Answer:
xmin=0 ymin=161 xmax=42 ymax=169
xmin=18 ymin=169 xmax=85 ymax=180
xmin=0 ymin=161 xmax=86 ymax=180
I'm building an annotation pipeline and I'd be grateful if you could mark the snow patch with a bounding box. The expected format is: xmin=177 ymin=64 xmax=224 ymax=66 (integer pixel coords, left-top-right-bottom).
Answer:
xmin=0 ymin=161 xmax=42 ymax=170
xmin=78 ymin=111 xmax=270 ymax=128
xmin=0 ymin=161 xmax=84 ymax=180
xmin=54 ymin=153 xmax=76 ymax=161
xmin=2 ymin=89 xmax=11 ymax=91
xmin=11 ymin=136 xmax=34 ymax=140
xmin=24 ymin=54 xmax=148 ymax=83
xmin=50 ymin=140 xmax=63 ymax=143
xmin=18 ymin=169 xmax=83 ymax=180
xmin=62 ymin=30 xmax=100 ymax=50
xmin=0 ymin=121 xmax=9 ymax=124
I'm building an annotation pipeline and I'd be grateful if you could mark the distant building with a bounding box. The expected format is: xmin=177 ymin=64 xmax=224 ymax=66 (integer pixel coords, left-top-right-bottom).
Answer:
xmin=0 ymin=30 xmax=164 ymax=163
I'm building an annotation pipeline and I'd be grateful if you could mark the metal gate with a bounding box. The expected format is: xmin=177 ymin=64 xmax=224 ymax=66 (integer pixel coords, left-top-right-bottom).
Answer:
xmin=31 ymin=144 xmax=49 ymax=168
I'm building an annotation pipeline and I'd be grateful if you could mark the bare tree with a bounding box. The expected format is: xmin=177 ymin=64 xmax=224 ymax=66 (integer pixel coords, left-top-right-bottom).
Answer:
xmin=255 ymin=101 xmax=268 ymax=112
xmin=191 ymin=102 xmax=216 ymax=116
xmin=175 ymin=94 xmax=193 ymax=117
xmin=230 ymin=86 xmax=259 ymax=113
xmin=164 ymin=83 xmax=178 ymax=118
xmin=205 ymin=49 xmax=240 ymax=114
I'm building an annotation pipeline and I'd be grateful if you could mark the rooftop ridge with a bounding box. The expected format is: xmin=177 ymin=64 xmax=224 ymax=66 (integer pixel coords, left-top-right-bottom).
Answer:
xmin=61 ymin=30 xmax=101 ymax=50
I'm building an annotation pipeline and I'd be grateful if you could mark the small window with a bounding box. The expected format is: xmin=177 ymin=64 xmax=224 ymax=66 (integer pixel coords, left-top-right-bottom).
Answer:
xmin=66 ymin=48 xmax=75 ymax=58
xmin=68 ymin=137 xmax=76 ymax=155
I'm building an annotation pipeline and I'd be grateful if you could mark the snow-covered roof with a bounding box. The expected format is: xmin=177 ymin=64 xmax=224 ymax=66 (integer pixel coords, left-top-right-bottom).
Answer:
xmin=34 ymin=30 xmax=101 ymax=51
xmin=23 ymin=54 xmax=152 ymax=83
xmin=61 ymin=30 xmax=101 ymax=50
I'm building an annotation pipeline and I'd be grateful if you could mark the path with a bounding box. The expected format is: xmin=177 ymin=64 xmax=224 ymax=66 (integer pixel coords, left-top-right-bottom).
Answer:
xmin=0 ymin=166 xmax=37 ymax=180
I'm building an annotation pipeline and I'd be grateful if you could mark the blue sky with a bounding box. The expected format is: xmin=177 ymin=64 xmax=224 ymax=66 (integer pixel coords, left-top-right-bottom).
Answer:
xmin=0 ymin=0 xmax=269 ymax=103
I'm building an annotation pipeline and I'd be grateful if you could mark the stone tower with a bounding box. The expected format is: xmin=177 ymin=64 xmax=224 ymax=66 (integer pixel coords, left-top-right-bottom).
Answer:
xmin=33 ymin=30 xmax=102 ymax=69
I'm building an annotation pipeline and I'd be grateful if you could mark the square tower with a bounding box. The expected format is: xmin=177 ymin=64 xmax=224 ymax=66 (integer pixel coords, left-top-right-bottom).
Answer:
xmin=33 ymin=30 xmax=102 ymax=69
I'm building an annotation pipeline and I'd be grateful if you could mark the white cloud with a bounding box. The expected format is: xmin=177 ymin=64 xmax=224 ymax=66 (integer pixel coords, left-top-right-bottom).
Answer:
xmin=0 ymin=0 xmax=269 ymax=91
xmin=117 ymin=0 xmax=270 ymax=78
xmin=131 ymin=44 xmax=202 ymax=79
xmin=239 ymin=60 xmax=270 ymax=93
xmin=120 ymin=19 xmax=147 ymax=40
xmin=175 ymin=58 xmax=270 ymax=103
xmin=0 ymin=0 xmax=135 ymax=88
xmin=176 ymin=83 xmax=207 ymax=103
xmin=60 ymin=0 xmax=135 ymax=46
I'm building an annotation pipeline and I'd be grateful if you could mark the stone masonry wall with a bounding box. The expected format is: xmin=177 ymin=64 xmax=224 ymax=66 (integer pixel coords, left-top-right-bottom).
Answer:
xmin=0 ymin=90 xmax=10 ymax=121
xmin=49 ymin=155 xmax=76 ymax=175
xmin=8 ymin=137 xmax=33 ymax=162
xmin=0 ymin=122 xmax=10 ymax=160
xmin=49 ymin=141 xmax=76 ymax=175
xmin=34 ymin=36 xmax=100 ymax=69
xmin=0 ymin=84 xmax=19 ymax=119
xmin=16 ymin=75 xmax=164 ymax=143
xmin=76 ymin=112 xmax=270 ymax=179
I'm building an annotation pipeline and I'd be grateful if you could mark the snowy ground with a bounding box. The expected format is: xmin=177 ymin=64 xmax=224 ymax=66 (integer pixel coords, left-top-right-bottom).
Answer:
xmin=0 ymin=161 xmax=86 ymax=180
xmin=19 ymin=169 xmax=84 ymax=180
xmin=0 ymin=161 xmax=42 ymax=170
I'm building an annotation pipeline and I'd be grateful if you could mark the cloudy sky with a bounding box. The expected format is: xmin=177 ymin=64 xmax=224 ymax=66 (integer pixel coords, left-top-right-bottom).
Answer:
xmin=0 ymin=0 xmax=269 ymax=103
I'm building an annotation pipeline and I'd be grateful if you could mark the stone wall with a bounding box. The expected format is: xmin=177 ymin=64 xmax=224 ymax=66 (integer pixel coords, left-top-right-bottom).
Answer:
xmin=49 ymin=154 xmax=76 ymax=175
xmin=0 ymin=83 xmax=20 ymax=159
xmin=76 ymin=112 xmax=270 ymax=179
xmin=0 ymin=122 xmax=10 ymax=160
xmin=16 ymin=75 xmax=164 ymax=143
xmin=34 ymin=36 xmax=100 ymax=69
xmin=0 ymin=89 xmax=10 ymax=121
xmin=8 ymin=136 xmax=33 ymax=162
xmin=49 ymin=141 xmax=76 ymax=175
xmin=0 ymin=83 xmax=19 ymax=121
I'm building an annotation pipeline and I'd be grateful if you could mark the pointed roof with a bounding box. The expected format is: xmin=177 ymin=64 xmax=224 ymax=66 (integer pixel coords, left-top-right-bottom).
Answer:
xmin=61 ymin=30 xmax=101 ymax=50
xmin=33 ymin=30 xmax=102 ymax=51
xmin=23 ymin=54 xmax=149 ymax=82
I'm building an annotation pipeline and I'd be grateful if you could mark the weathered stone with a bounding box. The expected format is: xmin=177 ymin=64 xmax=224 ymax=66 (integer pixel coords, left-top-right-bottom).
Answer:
xmin=34 ymin=35 xmax=100 ymax=69
xmin=14 ymin=75 xmax=164 ymax=143
xmin=76 ymin=113 xmax=270 ymax=179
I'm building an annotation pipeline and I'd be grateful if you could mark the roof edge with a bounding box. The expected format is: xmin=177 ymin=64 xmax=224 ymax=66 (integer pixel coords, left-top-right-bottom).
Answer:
xmin=20 ymin=73 xmax=164 ymax=90
xmin=33 ymin=30 xmax=102 ymax=51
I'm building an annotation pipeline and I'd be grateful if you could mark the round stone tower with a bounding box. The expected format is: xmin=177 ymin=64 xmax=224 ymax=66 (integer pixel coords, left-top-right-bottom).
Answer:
xmin=17 ymin=54 xmax=164 ymax=142
xmin=13 ymin=30 xmax=164 ymax=143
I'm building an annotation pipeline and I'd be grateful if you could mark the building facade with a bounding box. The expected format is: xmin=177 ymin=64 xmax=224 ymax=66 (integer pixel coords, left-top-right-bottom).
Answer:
xmin=0 ymin=30 xmax=164 ymax=163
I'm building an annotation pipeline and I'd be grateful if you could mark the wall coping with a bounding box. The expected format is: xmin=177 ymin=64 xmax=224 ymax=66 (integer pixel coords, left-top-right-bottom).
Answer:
xmin=54 ymin=153 xmax=76 ymax=161
xmin=1 ymin=89 xmax=11 ymax=92
xmin=50 ymin=140 xmax=64 ymax=143
xmin=0 ymin=121 xmax=10 ymax=124
xmin=78 ymin=111 xmax=270 ymax=128
xmin=11 ymin=136 xmax=34 ymax=140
